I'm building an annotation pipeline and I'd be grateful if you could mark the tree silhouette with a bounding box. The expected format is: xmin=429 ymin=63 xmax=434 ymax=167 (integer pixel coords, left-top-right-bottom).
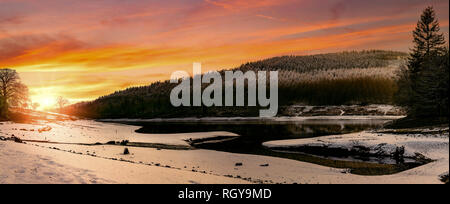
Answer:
xmin=56 ymin=96 xmax=69 ymax=111
xmin=410 ymin=6 xmax=446 ymax=73
xmin=32 ymin=102 xmax=40 ymax=110
xmin=396 ymin=6 xmax=449 ymax=119
xmin=0 ymin=68 xmax=29 ymax=110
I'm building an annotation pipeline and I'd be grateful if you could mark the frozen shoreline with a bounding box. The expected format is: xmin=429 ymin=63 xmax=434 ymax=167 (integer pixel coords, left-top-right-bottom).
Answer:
xmin=0 ymin=120 xmax=238 ymax=147
xmin=1 ymin=120 xmax=448 ymax=184
xmin=263 ymin=128 xmax=449 ymax=160
xmin=263 ymin=129 xmax=449 ymax=182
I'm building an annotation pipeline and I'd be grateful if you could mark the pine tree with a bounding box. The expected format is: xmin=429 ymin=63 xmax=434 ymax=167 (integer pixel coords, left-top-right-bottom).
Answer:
xmin=409 ymin=6 xmax=446 ymax=73
xmin=415 ymin=49 xmax=449 ymax=117
xmin=398 ymin=6 xmax=449 ymax=119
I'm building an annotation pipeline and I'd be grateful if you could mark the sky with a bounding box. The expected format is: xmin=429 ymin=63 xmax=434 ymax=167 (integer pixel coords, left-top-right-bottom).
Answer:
xmin=0 ymin=0 xmax=449 ymax=109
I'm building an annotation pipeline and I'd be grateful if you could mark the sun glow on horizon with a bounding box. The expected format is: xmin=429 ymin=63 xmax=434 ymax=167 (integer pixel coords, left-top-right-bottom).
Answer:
xmin=31 ymin=95 xmax=57 ymax=111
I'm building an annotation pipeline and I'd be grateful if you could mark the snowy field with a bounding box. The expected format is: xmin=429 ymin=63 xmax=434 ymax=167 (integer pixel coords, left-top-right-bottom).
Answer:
xmin=0 ymin=142 xmax=247 ymax=184
xmin=0 ymin=120 xmax=238 ymax=146
xmin=0 ymin=119 xmax=448 ymax=184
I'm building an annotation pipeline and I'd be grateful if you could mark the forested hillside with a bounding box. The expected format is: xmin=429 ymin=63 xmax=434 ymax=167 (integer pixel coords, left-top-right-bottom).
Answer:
xmin=63 ymin=50 xmax=407 ymax=119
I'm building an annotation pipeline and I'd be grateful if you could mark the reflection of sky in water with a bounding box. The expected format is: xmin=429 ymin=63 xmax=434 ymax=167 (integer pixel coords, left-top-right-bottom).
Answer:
xmin=134 ymin=119 xmax=389 ymax=161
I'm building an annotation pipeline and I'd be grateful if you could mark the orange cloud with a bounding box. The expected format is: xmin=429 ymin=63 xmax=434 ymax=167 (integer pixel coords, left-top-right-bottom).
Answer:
xmin=204 ymin=0 xmax=291 ymax=10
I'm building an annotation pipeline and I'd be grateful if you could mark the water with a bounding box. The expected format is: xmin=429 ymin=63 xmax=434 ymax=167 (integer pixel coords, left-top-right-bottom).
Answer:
xmin=126 ymin=119 xmax=389 ymax=162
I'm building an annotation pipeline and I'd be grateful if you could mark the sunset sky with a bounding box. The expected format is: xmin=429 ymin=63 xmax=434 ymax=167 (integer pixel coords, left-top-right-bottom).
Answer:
xmin=0 ymin=0 xmax=449 ymax=109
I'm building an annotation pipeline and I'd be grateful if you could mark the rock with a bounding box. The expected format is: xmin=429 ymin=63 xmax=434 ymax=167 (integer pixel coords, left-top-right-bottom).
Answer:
xmin=260 ymin=164 xmax=269 ymax=167
xmin=235 ymin=162 xmax=243 ymax=167
xmin=123 ymin=148 xmax=130 ymax=155
xmin=440 ymin=174 xmax=449 ymax=184
xmin=0 ymin=136 xmax=6 ymax=141
xmin=13 ymin=137 xmax=23 ymax=143
xmin=120 ymin=140 xmax=129 ymax=146
xmin=393 ymin=146 xmax=405 ymax=164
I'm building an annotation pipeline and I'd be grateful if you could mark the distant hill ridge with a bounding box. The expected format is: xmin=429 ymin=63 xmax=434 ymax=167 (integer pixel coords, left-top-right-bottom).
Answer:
xmin=103 ymin=50 xmax=405 ymax=98
xmin=64 ymin=50 xmax=407 ymax=119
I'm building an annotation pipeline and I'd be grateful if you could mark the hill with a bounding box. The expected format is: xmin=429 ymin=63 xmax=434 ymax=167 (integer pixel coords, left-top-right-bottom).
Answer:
xmin=63 ymin=50 xmax=407 ymax=119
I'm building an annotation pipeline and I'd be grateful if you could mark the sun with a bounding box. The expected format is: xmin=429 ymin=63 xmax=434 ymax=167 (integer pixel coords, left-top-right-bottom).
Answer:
xmin=32 ymin=96 xmax=56 ymax=110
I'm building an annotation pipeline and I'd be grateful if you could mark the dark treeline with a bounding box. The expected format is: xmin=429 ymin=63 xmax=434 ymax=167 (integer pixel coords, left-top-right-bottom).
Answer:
xmin=279 ymin=76 xmax=397 ymax=105
xmin=63 ymin=50 xmax=406 ymax=119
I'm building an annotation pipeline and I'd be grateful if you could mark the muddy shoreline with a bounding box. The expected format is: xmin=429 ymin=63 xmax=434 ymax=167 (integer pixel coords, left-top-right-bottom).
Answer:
xmin=280 ymin=105 xmax=405 ymax=117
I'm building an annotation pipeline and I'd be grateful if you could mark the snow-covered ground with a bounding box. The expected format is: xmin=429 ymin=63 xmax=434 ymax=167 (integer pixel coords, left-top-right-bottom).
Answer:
xmin=1 ymin=120 xmax=448 ymax=184
xmin=0 ymin=141 xmax=247 ymax=184
xmin=0 ymin=120 xmax=237 ymax=146
xmin=263 ymin=128 xmax=449 ymax=160
xmin=263 ymin=129 xmax=449 ymax=183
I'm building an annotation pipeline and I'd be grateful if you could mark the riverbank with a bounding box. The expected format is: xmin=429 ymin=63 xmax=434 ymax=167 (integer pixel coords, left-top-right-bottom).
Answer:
xmin=263 ymin=127 xmax=449 ymax=182
xmin=1 ymin=119 xmax=447 ymax=184
xmin=279 ymin=105 xmax=405 ymax=117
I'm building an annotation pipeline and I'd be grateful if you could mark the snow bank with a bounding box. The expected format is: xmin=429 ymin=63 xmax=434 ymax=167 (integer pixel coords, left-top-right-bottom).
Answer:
xmin=263 ymin=131 xmax=449 ymax=160
xmin=0 ymin=141 xmax=248 ymax=184
xmin=0 ymin=120 xmax=238 ymax=147
xmin=263 ymin=130 xmax=449 ymax=183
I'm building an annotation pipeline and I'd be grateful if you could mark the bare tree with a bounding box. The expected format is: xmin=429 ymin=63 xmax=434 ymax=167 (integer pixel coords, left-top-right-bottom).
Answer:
xmin=56 ymin=96 xmax=69 ymax=111
xmin=32 ymin=102 xmax=40 ymax=110
xmin=0 ymin=68 xmax=29 ymax=109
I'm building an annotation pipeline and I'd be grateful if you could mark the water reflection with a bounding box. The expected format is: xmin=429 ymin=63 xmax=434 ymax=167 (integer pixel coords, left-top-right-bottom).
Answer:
xmin=131 ymin=119 xmax=388 ymax=160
